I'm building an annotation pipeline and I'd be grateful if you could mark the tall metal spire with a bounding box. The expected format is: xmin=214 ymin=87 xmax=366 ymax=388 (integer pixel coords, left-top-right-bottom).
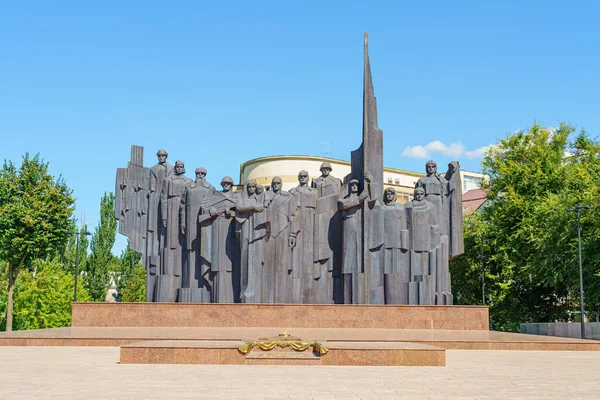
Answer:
xmin=355 ymin=32 xmax=383 ymax=201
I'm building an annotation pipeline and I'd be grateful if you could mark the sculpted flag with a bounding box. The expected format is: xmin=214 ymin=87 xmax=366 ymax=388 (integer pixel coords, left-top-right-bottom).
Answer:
xmin=114 ymin=145 xmax=154 ymax=300
xmin=115 ymin=145 xmax=148 ymax=253
xmin=346 ymin=33 xmax=385 ymax=304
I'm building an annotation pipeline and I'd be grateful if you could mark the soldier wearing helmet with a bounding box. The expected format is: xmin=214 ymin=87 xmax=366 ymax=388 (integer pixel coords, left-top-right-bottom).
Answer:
xmin=311 ymin=162 xmax=342 ymax=198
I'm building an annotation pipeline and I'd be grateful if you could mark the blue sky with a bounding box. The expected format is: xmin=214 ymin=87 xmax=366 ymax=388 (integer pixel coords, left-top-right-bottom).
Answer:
xmin=1 ymin=1 xmax=599 ymax=255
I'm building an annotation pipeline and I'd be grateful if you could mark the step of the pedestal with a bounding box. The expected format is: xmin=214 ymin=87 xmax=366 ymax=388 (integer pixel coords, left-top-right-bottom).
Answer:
xmin=73 ymin=303 xmax=489 ymax=330
xmin=3 ymin=327 xmax=600 ymax=352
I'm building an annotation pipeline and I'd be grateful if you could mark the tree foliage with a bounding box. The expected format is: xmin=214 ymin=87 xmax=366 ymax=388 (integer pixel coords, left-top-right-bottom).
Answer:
xmin=0 ymin=154 xmax=75 ymax=331
xmin=451 ymin=123 xmax=600 ymax=331
xmin=85 ymin=192 xmax=118 ymax=301
xmin=0 ymin=258 xmax=90 ymax=331
xmin=114 ymin=241 xmax=146 ymax=302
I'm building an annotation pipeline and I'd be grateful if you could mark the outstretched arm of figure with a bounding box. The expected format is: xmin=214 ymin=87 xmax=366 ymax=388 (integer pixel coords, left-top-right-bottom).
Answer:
xmin=364 ymin=171 xmax=377 ymax=202
xmin=235 ymin=200 xmax=253 ymax=213
xmin=160 ymin=180 xmax=168 ymax=227
xmin=179 ymin=189 xmax=186 ymax=234
xmin=236 ymin=199 xmax=264 ymax=213
xmin=149 ymin=170 xmax=156 ymax=193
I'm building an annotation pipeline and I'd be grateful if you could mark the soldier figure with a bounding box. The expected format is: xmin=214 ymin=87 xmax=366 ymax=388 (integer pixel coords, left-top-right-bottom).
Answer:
xmin=403 ymin=186 xmax=439 ymax=305
xmin=263 ymin=176 xmax=297 ymax=303
xmin=146 ymin=149 xmax=173 ymax=301
xmin=198 ymin=176 xmax=240 ymax=303
xmin=236 ymin=180 xmax=266 ymax=303
xmin=179 ymin=167 xmax=216 ymax=302
xmin=289 ymin=170 xmax=318 ymax=303
xmin=157 ymin=160 xmax=191 ymax=301
xmin=338 ymin=177 xmax=369 ymax=303
xmin=381 ymin=187 xmax=410 ymax=304
xmin=312 ymin=162 xmax=342 ymax=197
xmin=312 ymin=162 xmax=344 ymax=303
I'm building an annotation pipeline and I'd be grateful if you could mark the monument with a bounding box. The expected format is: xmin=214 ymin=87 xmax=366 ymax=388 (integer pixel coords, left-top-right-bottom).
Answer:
xmin=114 ymin=33 xmax=464 ymax=305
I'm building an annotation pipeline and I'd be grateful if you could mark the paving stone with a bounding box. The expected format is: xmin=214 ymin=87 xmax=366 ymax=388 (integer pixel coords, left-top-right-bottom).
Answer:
xmin=0 ymin=348 xmax=599 ymax=399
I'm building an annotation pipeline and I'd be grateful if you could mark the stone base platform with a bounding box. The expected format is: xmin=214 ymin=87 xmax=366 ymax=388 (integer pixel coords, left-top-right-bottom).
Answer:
xmin=2 ymin=303 xmax=599 ymax=366
xmin=1 ymin=326 xmax=599 ymax=351
xmin=71 ymin=302 xmax=489 ymax=330
xmin=120 ymin=340 xmax=446 ymax=366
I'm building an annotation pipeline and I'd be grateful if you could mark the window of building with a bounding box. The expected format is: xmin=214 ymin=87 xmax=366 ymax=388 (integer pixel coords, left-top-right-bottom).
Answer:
xmin=463 ymin=175 xmax=483 ymax=192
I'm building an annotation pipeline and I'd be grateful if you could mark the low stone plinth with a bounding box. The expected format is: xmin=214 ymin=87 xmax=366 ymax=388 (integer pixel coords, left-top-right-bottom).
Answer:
xmin=72 ymin=302 xmax=489 ymax=330
xmin=119 ymin=340 xmax=446 ymax=366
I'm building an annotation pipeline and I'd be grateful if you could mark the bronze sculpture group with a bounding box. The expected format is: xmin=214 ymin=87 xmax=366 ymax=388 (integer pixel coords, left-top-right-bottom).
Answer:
xmin=113 ymin=33 xmax=464 ymax=305
xmin=115 ymin=150 xmax=462 ymax=305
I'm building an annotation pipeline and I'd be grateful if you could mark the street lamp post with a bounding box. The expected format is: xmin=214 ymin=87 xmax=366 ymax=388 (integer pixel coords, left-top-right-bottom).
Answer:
xmin=566 ymin=205 xmax=591 ymax=339
xmin=67 ymin=230 xmax=92 ymax=302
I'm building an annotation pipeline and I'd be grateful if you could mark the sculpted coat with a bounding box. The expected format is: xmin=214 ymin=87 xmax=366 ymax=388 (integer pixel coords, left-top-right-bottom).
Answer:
xmin=179 ymin=179 xmax=215 ymax=301
xmin=337 ymin=184 xmax=365 ymax=304
xmin=382 ymin=202 xmax=409 ymax=275
xmin=403 ymin=194 xmax=441 ymax=305
xmin=312 ymin=173 xmax=343 ymax=304
xmin=312 ymin=175 xmax=343 ymax=198
xmin=263 ymin=189 xmax=297 ymax=303
xmin=338 ymin=174 xmax=385 ymax=305
xmin=160 ymin=170 xmax=191 ymax=297
xmin=380 ymin=189 xmax=410 ymax=304
xmin=415 ymin=175 xmax=445 ymax=235
xmin=148 ymin=162 xmax=173 ymax=264
xmin=146 ymin=161 xmax=172 ymax=300
xmin=199 ymin=189 xmax=240 ymax=303
xmin=235 ymin=182 xmax=267 ymax=303
xmin=289 ymin=183 xmax=317 ymax=304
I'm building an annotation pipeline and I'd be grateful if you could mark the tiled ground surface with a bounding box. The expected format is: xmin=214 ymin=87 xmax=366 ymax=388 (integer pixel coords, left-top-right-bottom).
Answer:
xmin=1 ymin=347 xmax=599 ymax=399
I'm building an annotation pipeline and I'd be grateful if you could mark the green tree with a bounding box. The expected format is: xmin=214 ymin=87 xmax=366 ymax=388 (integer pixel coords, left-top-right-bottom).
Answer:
xmin=118 ymin=265 xmax=147 ymax=302
xmin=0 ymin=262 xmax=7 ymax=328
xmin=114 ymin=241 xmax=146 ymax=302
xmin=0 ymin=258 xmax=89 ymax=331
xmin=85 ymin=192 xmax=117 ymax=301
xmin=0 ymin=154 xmax=75 ymax=331
xmin=451 ymin=123 xmax=600 ymax=330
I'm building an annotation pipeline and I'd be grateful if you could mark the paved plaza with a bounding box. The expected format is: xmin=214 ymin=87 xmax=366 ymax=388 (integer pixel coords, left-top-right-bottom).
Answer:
xmin=1 ymin=347 xmax=599 ymax=399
